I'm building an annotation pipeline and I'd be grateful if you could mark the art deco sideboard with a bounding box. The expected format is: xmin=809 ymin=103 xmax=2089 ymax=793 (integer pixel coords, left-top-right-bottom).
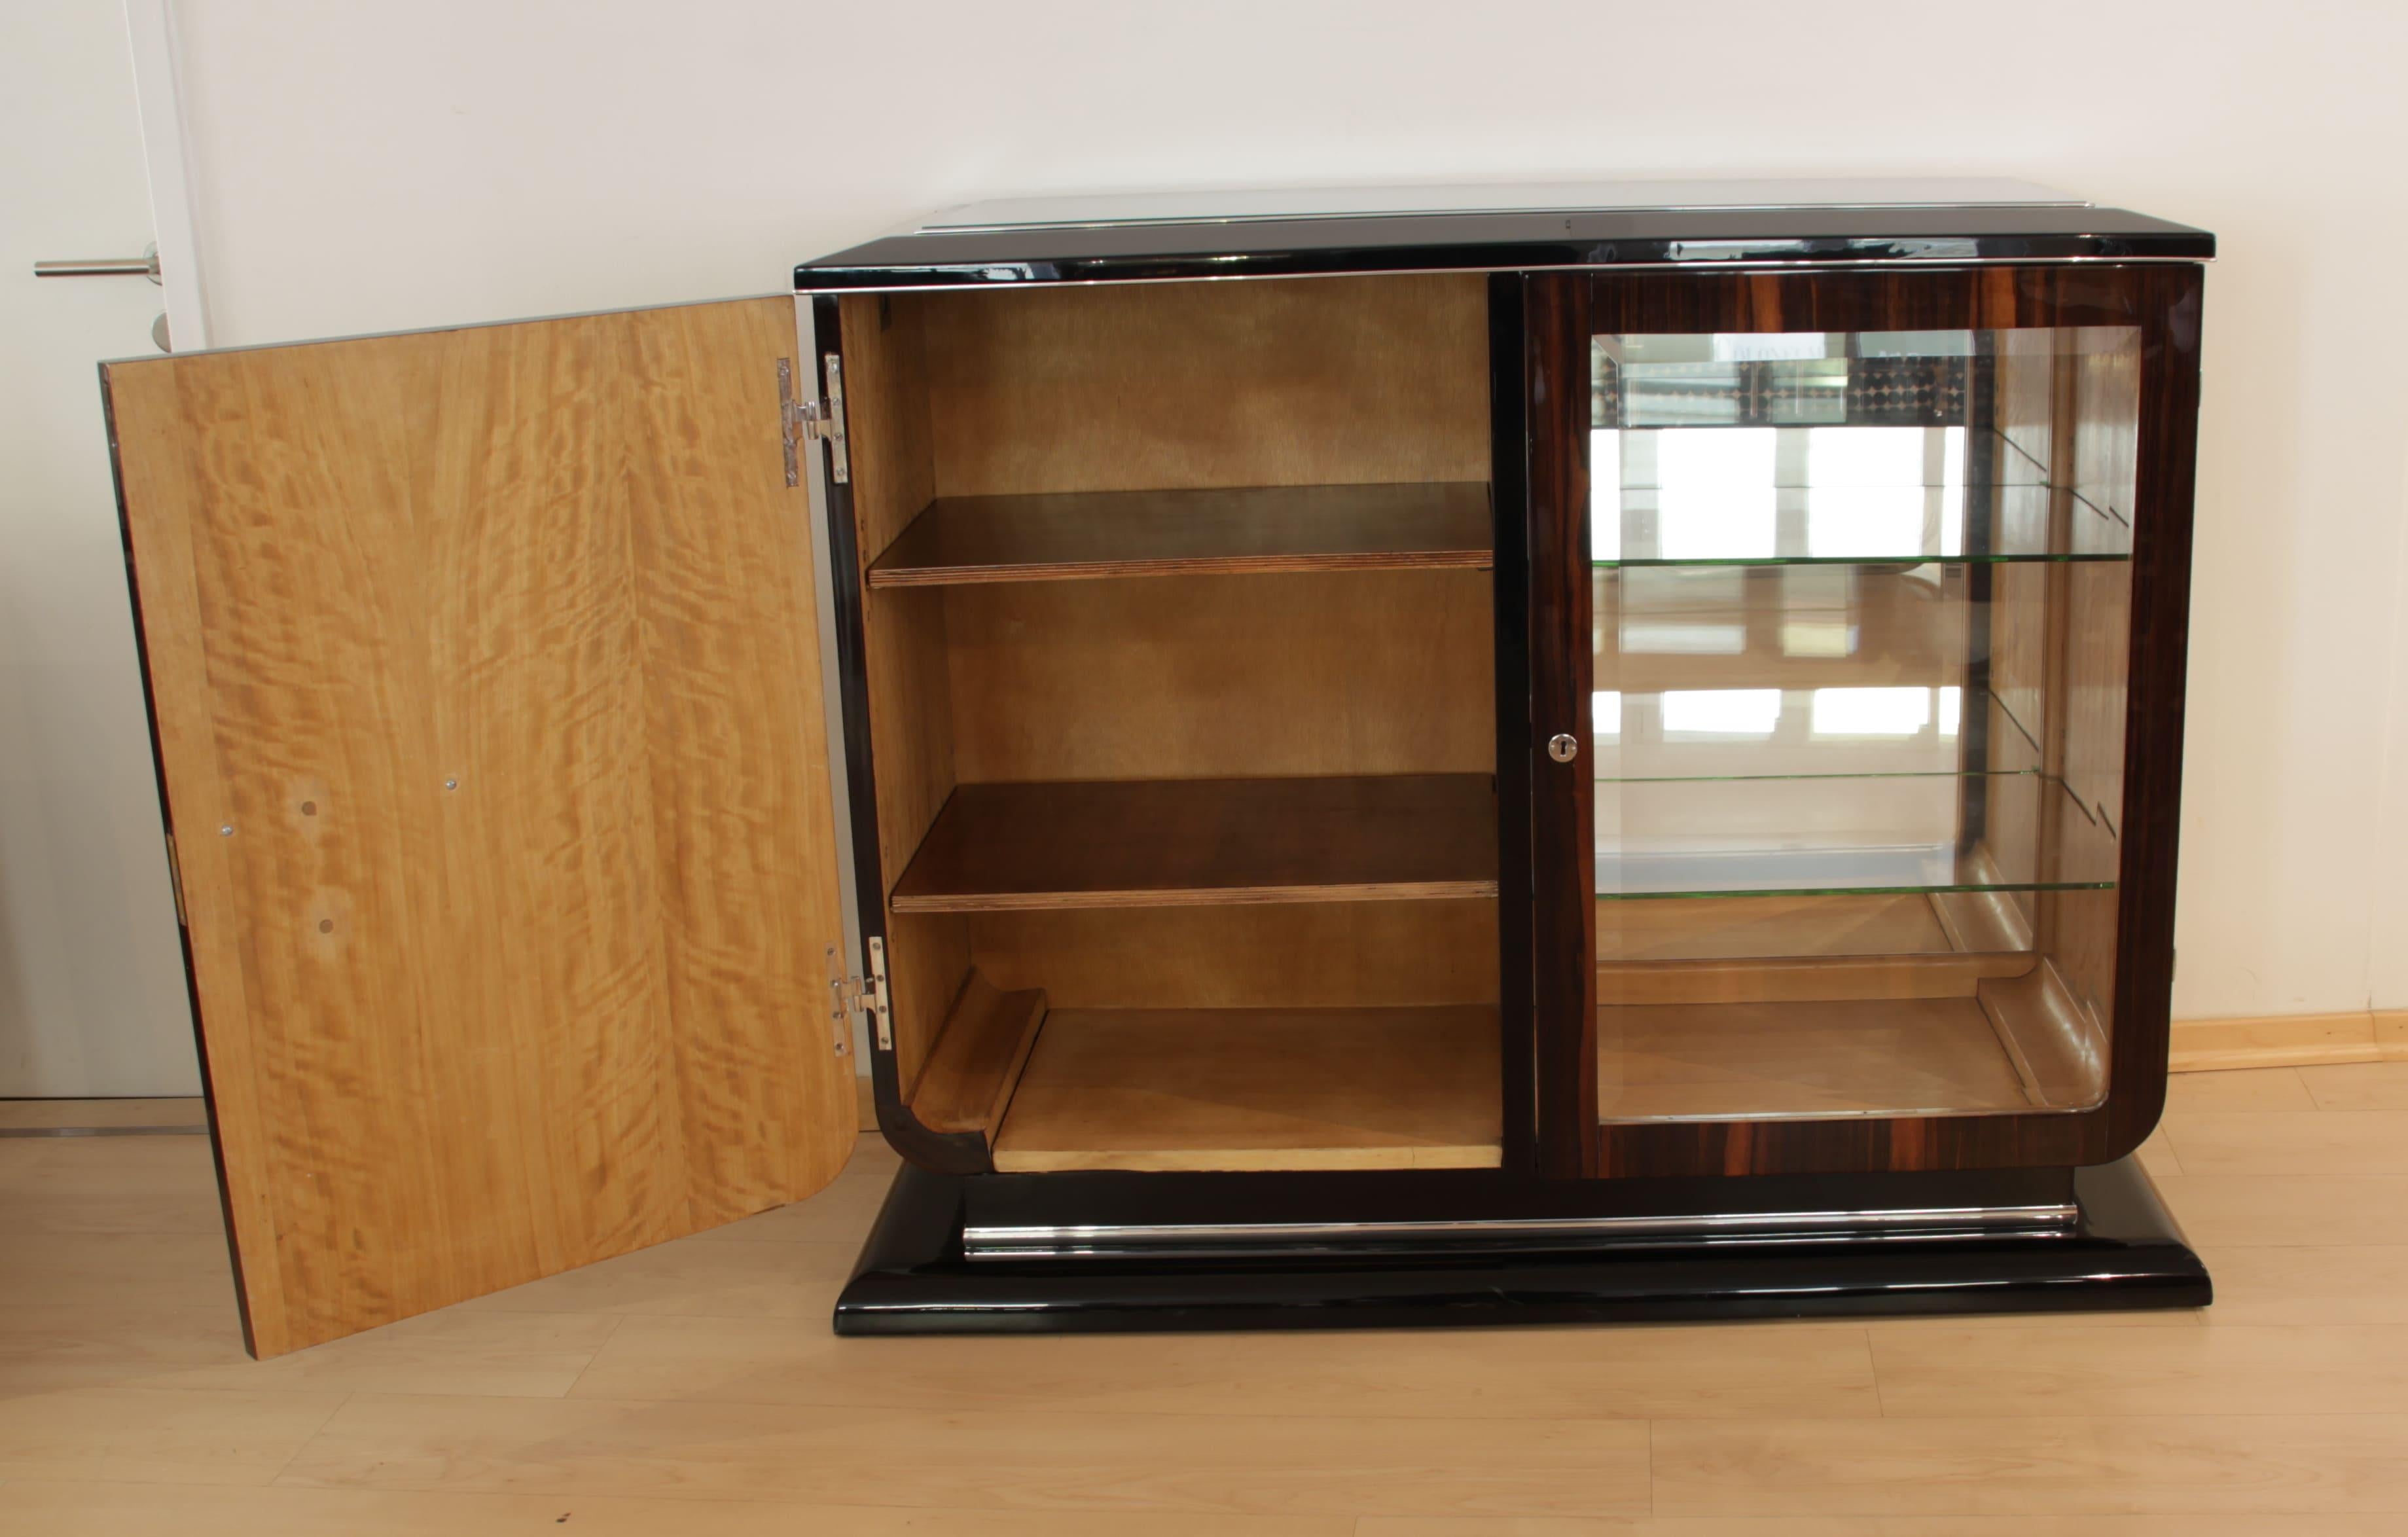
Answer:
xmin=102 ymin=181 xmax=2211 ymax=1354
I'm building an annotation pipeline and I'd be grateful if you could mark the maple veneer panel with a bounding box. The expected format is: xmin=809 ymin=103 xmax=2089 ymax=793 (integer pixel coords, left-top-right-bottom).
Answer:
xmin=993 ymin=1007 xmax=1502 ymax=1172
xmin=890 ymin=774 xmax=1498 ymax=913
xmin=865 ymin=482 xmax=1492 ymax=586
xmin=916 ymin=274 xmax=1488 ymax=497
xmin=968 ymin=898 xmax=1498 ymax=1010
xmin=1598 ymin=997 xmax=2032 ymax=1121
xmin=944 ymin=568 xmax=1494 ymax=783
xmin=105 ymin=298 xmax=855 ymax=1355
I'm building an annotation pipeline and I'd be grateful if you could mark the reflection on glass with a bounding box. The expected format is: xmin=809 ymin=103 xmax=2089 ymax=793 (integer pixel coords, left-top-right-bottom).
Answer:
xmin=1778 ymin=567 xmax=1858 ymax=658
xmin=1614 ymin=568 xmax=1749 ymax=657
xmin=1593 ymin=689 xmax=1623 ymax=738
xmin=1662 ymin=689 xmax=1782 ymax=738
xmin=1810 ymin=686 xmax=1933 ymax=737
xmin=1587 ymin=323 xmax=2141 ymax=1125
xmin=1657 ymin=428 xmax=1775 ymax=560
xmin=1590 ymin=329 xmax=2137 ymax=566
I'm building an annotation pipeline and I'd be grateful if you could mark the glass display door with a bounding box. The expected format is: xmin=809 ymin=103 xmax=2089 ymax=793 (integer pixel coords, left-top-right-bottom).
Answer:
xmin=1526 ymin=266 xmax=2202 ymax=1178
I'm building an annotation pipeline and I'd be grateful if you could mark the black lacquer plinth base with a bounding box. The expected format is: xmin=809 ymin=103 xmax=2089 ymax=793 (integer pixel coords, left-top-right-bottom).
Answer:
xmin=832 ymin=1157 xmax=2207 ymax=1335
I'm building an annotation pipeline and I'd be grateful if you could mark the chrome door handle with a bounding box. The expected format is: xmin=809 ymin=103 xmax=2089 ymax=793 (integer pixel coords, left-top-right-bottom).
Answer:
xmin=35 ymin=244 xmax=160 ymax=284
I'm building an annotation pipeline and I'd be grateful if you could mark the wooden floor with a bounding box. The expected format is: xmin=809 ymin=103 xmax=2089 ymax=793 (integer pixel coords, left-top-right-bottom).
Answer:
xmin=5 ymin=1066 xmax=2408 ymax=1532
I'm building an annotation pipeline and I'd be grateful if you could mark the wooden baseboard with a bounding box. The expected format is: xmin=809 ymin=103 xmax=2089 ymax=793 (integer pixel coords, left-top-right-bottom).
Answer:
xmin=2170 ymin=1009 xmax=2408 ymax=1073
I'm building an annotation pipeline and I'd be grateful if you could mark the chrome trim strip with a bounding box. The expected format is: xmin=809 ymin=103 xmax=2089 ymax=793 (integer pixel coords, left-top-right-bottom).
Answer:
xmin=963 ymin=1201 xmax=2080 ymax=1259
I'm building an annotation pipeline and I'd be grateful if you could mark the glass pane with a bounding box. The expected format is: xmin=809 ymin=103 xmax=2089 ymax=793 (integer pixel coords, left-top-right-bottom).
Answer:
xmin=1589 ymin=323 xmax=2138 ymax=1125
xmin=1593 ymin=331 xmax=2137 ymax=564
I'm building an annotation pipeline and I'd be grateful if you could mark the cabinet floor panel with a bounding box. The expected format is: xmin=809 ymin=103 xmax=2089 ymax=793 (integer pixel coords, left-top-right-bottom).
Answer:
xmin=1598 ymin=996 xmax=2035 ymax=1123
xmin=992 ymin=1005 xmax=1502 ymax=1172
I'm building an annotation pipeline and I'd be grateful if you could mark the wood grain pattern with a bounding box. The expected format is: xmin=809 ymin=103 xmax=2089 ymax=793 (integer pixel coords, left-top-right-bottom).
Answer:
xmin=1597 ymin=892 xmax=1957 ymax=962
xmin=2171 ymin=1011 xmax=2408 ymax=1072
xmin=890 ymin=774 xmax=1498 ymax=913
xmin=966 ymin=899 xmax=1499 ymax=1010
xmin=1596 ymin=952 xmax=2030 ymax=1007
xmin=905 ymin=969 xmax=1047 ymax=1139
xmin=1651 ymin=1413 xmax=2408 ymax=1517
xmin=865 ymin=482 xmax=1492 ymax=587
xmin=14 ymin=1066 xmax=2408 ymax=1527
xmin=1597 ymin=997 xmax=2032 ymax=1122
xmin=1976 ymin=956 xmax=2107 ymax=1109
xmin=915 ymin=274 xmax=1489 ymax=497
xmin=1528 ymin=273 xmax=1598 ymax=1174
xmin=104 ymin=298 xmax=856 ymax=1356
xmin=571 ymin=1309 xmax=1882 ymax=1420
xmin=1598 ymin=564 xmax=1972 ymax=692
xmin=992 ymin=1006 xmax=1502 ymax=1172
xmin=942 ymin=568 xmax=1496 ymax=784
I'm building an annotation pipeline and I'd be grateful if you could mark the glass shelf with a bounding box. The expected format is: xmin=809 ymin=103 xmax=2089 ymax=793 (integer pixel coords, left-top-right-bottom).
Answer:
xmin=1595 ymin=772 xmax=2113 ymax=899
xmin=1591 ymin=424 xmax=2130 ymax=566
xmin=1593 ymin=684 xmax=2112 ymax=899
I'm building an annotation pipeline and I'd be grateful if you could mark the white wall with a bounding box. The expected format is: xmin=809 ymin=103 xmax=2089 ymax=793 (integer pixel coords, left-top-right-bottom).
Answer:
xmin=157 ymin=0 xmax=2408 ymax=1020
xmin=0 ymin=0 xmax=199 ymax=1094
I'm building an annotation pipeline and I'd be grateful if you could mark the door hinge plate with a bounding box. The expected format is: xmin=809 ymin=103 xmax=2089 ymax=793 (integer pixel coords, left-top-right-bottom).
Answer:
xmin=828 ymin=935 xmax=893 ymax=1053
xmin=778 ymin=355 xmax=849 ymax=488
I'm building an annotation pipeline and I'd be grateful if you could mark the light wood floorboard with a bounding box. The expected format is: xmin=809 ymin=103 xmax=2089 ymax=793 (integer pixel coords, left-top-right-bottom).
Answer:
xmin=567 ymin=1315 xmax=1881 ymax=1420
xmin=0 ymin=1482 xmax=1354 ymax=1534
xmin=273 ymin=1394 xmax=1653 ymax=1518
xmin=0 ymin=1061 xmax=2403 ymax=1525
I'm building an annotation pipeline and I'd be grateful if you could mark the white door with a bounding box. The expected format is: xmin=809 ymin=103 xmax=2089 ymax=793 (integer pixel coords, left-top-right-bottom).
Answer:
xmin=0 ymin=0 xmax=197 ymax=1095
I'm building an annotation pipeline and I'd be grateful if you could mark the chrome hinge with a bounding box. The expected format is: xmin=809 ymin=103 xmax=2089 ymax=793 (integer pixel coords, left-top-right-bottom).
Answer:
xmin=827 ymin=935 xmax=893 ymax=1053
xmin=777 ymin=355 xmax=849 ymax=488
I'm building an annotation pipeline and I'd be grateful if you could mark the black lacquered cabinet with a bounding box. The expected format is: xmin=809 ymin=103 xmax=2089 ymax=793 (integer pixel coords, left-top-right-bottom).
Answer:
xmin=802 ymin=185 xmax=2214 ymax=1330
xmin=105 ymin=182 xmax=2212 ymax=1358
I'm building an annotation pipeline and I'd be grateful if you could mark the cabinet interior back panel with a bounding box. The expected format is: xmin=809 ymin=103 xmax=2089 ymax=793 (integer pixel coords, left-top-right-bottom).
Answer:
xmin=943 ymin=570 xmax=1495 ymax=783
xmin=967 ymin=900 xmax=1500 ymax=1011
xmin=914 ymin=274 xmax=1490 ymax=497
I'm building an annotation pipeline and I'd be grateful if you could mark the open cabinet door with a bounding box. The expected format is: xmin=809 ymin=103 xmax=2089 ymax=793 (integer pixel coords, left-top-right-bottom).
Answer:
xmin=103 ymin=297 xmax=859 ymax=1357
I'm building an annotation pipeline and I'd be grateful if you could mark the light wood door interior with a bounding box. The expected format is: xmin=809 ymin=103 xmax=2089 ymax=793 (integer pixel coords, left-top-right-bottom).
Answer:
xmin=105 ymin=297 xmax=857 ymax=1356
xmin=836 ymin=274 xmax=1505 ymax=1172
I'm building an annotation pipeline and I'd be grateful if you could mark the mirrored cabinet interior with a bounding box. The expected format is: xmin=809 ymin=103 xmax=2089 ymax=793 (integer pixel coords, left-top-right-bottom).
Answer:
xmin=1590 ymin=320 xmax=2137 ymax=1129
xmin=101 ymin=183 xmax=2212 ymax=1354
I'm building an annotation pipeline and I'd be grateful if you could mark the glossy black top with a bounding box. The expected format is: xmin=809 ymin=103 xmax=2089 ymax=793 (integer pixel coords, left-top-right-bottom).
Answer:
xmin=796 ymin=198 xmax=2214 ymax=293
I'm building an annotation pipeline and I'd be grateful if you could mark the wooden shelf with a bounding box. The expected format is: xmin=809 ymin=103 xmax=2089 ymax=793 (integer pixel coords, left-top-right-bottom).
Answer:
xmin=1598 ymin=996 xmax=2037 ymax=1122
xmin=992 ymin=1005 xmax=1501 ymax=1172
xmin=863 ymin=482 xmax=1491 ymax=587
xmin=890 ymin=774 xmax=1498 ymax=913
